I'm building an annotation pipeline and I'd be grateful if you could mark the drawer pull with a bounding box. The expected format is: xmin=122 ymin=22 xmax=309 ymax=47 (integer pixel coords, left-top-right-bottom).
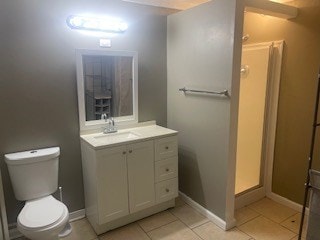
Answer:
xmin=129 ymin=150 xmax=132 ymax=153
xmin=166 ymin=168 xmax=170 ymax=172
xmin=165 ymin=146 xmax=169 ymax=150
xmin=166 ymin=188 xmax=170 ymax=193
xmin=122 ymin=151 xmax=126 ymax=155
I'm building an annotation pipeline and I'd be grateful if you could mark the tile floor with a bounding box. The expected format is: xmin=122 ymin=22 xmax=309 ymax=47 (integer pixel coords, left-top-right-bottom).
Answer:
xmin=17 ymin=197 xmax=308 ymax=240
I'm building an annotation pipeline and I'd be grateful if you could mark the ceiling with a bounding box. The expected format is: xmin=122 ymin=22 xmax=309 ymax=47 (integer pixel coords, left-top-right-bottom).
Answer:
xmin=123 ymin=0 xmax=293 ymax=10
xmin=123 ymin=0 xmax=210 ymax=10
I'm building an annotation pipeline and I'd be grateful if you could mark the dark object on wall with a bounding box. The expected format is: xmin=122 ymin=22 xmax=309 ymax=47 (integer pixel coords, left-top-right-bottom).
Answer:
xmin=299 ymin=70 xmax=320 ymax=240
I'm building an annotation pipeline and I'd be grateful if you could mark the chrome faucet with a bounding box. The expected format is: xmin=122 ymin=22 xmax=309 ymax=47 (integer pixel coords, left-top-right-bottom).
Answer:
xmin=101 ymin=114 xmax=117 ymax=134
xmin=101 ymin=113 xmax=107 ymax=121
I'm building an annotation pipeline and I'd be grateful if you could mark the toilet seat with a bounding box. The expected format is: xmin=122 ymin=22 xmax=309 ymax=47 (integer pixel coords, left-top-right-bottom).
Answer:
xmin=18 ymin=195 xmax=67 ymax=230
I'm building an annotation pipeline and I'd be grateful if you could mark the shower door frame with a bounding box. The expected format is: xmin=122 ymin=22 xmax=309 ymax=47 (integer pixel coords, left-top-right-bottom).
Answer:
xmin=235 ymin=40 xmax=284 ymax=209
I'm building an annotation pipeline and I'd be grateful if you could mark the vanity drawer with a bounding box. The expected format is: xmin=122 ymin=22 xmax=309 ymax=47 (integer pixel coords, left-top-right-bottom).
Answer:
xmin=155 ymin=157 xmax=178 ymax=183
xmin=155 ymin=178 xmax=178 ymax=204
xmin=155 ymin=136 xmax=178 ymax=161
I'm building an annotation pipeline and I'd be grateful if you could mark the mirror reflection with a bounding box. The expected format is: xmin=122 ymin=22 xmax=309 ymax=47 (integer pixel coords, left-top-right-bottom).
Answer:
xmin=83 ymin=55 xmax=133 ymax=121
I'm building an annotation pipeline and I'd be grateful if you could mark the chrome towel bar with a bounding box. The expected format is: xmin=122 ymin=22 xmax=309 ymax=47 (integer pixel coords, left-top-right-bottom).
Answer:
xmin=179 ymin=87 xmax=229 ymax=97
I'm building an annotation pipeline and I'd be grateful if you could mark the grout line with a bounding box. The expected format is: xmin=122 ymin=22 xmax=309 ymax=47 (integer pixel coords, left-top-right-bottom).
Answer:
xmin=170 ymin=201 xmax=212 ymax=229
xmin=236 ymin=227 xmax=256 ymax=239
xmin=245 ymin=198 xmax=300 ymax=227
xmin=145 ymin=219 xmax=181 ymax=233
xmin=280 ymin=224 xmax=300 ymax=236
xmin=279 ymin=212 xmax=299 ymax=224
xmin=189 ymin=219 xmax=210 ymax=230
xmin=239 ymin=215 xmax=299 ymax=238
xmin=177 ymin=219 xmax=207 ymax=239
xmin=169 ymin=208 xmax=210 ymax=229
xmin=236 ymin=214 xmax=261 ymax=227
xmin=137 ymin=211 xmax=178 ymax=233
xmin=145 ymin=220 xmax=182 ymax=239
xmin=136 ymin=223 xmax=152 ymax=240
xmin=191 ymin=227 xmax=206 ymax=240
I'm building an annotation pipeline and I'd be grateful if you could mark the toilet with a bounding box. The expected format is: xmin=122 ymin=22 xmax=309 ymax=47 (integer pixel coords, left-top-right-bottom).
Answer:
xmin=5 ymin=147 xmax=70 ymax=240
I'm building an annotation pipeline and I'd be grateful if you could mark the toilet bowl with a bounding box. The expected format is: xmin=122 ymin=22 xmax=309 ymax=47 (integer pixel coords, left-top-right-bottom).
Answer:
xmin=17 ymin=196 xmax=69 ymax=240
xmin=4 ymin=147 xmax=71 ymax=240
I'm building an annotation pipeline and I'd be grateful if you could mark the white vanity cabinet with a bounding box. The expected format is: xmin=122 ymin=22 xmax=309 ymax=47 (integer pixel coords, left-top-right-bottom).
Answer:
xmin=127 ymin=140 xmax=155 ymax=213
xmin=80 ymin=125 xmax=178 ymax=235
xmin=154 ymin=136 xmax=178 ymax=203
xmin=88 ymin=140 xmax=155 ymax=225
xmin=96 ymin=145 xmax=129 ymax=224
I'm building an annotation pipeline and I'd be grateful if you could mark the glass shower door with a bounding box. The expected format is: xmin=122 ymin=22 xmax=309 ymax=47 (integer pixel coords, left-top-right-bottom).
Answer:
xmin=235 ymin=43 xmax=272 ymax=195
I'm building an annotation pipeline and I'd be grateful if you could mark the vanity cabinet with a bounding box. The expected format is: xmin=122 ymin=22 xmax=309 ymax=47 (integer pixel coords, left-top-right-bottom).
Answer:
xmin=95 ymin=140 xmax=155 ymax=224
xmin=80 ymin=126 xmax=178 ymax=234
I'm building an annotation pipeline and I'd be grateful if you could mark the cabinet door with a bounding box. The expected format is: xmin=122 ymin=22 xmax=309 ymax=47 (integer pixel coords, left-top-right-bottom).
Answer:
xmin=96 ymin=146 xmax=129 ymax=224
xmin=127 ymin=140 xmax=155 ymax=213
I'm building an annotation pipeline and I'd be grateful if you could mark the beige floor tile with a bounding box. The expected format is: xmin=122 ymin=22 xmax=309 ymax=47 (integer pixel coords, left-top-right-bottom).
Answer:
xmin=170 ymin=204 xmax=209 ymax=228
xmin=290 ymin=236 xmax=305 ymax=240
xmin=175 ymin=196 xmax=186 ymax=207
xmin=238 ymin=216 xmax=296 ymax=240
xmin=281 ymin=213 xmax=307 ymax=238
xmin=138 ymin=210 xmax=178 ymax=232
xmin=193 ymin=221 xmax=251 ymax=240
xmin=14 ymin=220 xmax=98 ymax=240
xmin=147 ymin=220 xmax=201 ymax=240
xmin=248 ymin=198 xmax=297 ymax=223
xmin=63 ymin=218 xmax=97 ymax=240
xmin=235 ymin=206 xmax=260 ymax=226
xmin=99 ymin=223 xmax=150 ymax=240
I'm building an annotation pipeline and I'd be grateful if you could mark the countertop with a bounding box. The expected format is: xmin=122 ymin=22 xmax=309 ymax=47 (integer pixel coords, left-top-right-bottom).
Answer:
xmin=80 ymin=124 xmax=178 ymax=149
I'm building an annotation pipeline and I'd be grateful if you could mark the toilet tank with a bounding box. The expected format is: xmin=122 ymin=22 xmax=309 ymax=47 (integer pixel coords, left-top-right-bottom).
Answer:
xmin=4 ymin=147 xmax=60 ymax=201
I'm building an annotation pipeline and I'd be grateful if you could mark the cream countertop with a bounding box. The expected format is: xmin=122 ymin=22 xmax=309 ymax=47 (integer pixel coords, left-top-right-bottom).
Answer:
xmin=80 ymin=124 xmax=178 ymax=149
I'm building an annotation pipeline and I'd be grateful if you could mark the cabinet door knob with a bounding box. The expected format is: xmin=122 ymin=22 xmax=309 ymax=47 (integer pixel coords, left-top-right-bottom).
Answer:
xmin=166 ymin=188 xmax=170 ymax=193
xmin=166 ymin=168 xmax=170 ymax=172
xmin=165 ymin=146 xmax=169 ymax=150
xmin=129 ymin=150 xmax=133 ymax=153
xmin=123 ymin=151 xmax=126 ymax=155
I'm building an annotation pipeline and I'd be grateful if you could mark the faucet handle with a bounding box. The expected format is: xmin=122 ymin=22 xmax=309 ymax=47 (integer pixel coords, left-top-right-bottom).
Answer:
xmin=101 ymin=113 xmax=107 ymax=120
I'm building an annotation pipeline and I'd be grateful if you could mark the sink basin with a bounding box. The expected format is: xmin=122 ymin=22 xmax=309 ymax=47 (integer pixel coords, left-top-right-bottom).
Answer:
xmin=94 ymin=131 xmax=141 ymax=143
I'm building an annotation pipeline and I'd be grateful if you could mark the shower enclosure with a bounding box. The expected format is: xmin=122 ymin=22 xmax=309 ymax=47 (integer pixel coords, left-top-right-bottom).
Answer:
xmin=235 ymin=43 xmax=271 ymax=195
xmin=235 ymin=41 xmax=283 ymax=205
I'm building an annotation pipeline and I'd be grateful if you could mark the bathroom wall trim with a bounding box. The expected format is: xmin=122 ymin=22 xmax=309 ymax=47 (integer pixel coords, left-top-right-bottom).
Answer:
xmin=179 ymin=192 xmax=236 ymax=230
xmin=267 ymin=192 xmax=309 ymax=215
xmin=69 ymin=208 xmax=86 ymax=222
xmin=8 ymin=209 xmax=86 ymax=239
xmin=235 ymin=186 xmax=266 ymax=209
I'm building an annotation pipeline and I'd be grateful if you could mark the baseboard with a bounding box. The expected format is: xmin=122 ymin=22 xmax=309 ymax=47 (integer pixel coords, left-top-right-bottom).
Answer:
xmin=9 ymin=208 xmax=86 ymax=239
xmin=8 ymin=225 xmax=21 ymax=240
xmin=267 ymin=192 xmax=309 ymax=215
xmin=178 ymin=191 xmax=234 ymax=230
xmin=235 ymin=187 xmax=266 ymax=209
xmin=69 ymin=208 xmax=86 ymax=222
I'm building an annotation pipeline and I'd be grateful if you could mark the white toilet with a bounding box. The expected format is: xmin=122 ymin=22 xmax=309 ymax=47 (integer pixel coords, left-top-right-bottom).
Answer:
xmin=5 ymin=147 xmax=70 ymax=240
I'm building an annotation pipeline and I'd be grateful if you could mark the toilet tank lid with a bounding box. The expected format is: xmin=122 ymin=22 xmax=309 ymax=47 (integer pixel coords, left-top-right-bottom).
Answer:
xmin=4 ymin=147 xmax=60 ymax=165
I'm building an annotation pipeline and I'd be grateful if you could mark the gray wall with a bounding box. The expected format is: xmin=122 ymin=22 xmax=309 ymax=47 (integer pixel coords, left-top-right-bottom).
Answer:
xmin=0 ymin=0 xmax=171 ymax=223
xmin=167 ymin=0 xmax=242 ymax=222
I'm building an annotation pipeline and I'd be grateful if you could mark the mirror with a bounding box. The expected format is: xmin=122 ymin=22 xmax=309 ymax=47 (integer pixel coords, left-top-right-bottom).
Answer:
xmin=76 ymin=49 xmax=138 ymax=132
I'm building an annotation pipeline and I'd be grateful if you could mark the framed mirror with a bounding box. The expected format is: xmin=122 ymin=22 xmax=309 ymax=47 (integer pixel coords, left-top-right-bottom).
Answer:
xmin=76 ymin=49 xmax=138 ymax=132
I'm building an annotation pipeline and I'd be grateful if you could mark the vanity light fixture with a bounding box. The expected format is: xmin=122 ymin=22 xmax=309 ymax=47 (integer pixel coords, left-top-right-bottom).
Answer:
xmin=67 ymin=15 xmax=128 ymax=33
